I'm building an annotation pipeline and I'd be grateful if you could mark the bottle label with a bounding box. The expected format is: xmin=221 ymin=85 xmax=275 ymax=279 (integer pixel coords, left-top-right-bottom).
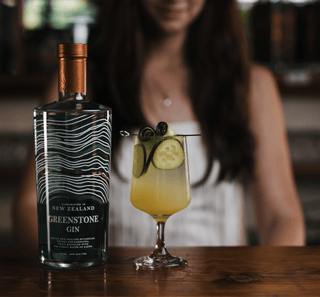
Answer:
xmin=38 ymin=198 xmax=108 ymax=255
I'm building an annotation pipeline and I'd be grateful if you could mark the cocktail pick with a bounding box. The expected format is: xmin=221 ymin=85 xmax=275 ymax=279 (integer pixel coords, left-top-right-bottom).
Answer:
xmin=119 ymin=130 xmax=202 ymax=137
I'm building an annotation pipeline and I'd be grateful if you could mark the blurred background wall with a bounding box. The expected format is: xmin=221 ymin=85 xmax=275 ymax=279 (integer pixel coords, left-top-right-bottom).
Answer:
xmin=0 ymin=0 xmax=320 ymax=247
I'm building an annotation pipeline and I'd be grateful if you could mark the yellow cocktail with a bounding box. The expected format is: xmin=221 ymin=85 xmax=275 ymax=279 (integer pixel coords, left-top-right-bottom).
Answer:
xmin=131 ymin=135 xmax=190 ymax=222
xmin=129 ymin=122 xmax=191 ymax=269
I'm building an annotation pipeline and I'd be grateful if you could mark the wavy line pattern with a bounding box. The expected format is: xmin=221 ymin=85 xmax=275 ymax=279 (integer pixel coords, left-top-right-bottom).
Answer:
xmin=34 ymin=114 xmax=111 ymax=204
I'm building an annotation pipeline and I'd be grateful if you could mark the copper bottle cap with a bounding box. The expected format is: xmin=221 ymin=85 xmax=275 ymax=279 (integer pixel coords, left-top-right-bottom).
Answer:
xmin=58 ymin=43 xmax=87 ymax=93
xmin=58 ymin=43 xmax=87 ymax=58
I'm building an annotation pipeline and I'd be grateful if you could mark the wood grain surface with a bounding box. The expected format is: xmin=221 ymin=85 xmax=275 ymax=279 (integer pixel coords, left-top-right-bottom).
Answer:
xmin=1 ymin=246 xmax=320 ymax=296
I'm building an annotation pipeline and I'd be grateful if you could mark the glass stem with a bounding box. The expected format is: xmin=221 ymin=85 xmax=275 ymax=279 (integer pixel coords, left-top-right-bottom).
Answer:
xmin=151 ymin=221 xmax=169 ymax=257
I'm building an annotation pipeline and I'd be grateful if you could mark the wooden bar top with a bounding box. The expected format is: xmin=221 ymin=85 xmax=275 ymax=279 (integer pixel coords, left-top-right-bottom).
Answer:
xmin=1 ymin=246 xmax=320 ymax=296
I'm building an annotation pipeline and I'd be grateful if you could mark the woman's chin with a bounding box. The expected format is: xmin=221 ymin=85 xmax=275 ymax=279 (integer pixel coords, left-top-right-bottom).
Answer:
xmin=156 ymin=20 xmax=190 ymax=36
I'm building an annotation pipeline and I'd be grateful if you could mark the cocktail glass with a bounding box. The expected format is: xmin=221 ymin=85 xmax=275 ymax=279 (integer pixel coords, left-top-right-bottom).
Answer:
xmin=130 ymin=132 xmax=191 ymax=269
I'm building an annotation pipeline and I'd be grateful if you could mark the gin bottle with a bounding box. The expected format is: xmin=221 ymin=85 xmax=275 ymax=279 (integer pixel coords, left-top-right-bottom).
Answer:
xmin=34 ymin=43 xmax=112 ymax=269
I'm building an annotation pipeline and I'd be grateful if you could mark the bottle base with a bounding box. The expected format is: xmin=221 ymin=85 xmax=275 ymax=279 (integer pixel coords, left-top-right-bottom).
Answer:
xmin=41 ymin=257 xmax=106 ymax=269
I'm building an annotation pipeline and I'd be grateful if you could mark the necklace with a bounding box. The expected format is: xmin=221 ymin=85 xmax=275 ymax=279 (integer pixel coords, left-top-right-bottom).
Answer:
xmin=144 ymin=69 xmax=174 ymax=108
xmin=145 ymin=73 xmax=173 ymax=107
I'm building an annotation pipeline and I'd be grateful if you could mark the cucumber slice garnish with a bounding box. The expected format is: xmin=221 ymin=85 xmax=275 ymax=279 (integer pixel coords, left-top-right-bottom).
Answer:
xmin=138 ymin=126 xmax=155 ymax=142
xmin=156 ymin=121 xmax=176 ymax=137
xmin=156 ymin=122 xmax=168 ymax=136
xmin=133 ymin=144 xmax=146 ymax=178
xmin=152 ymin=138 xmax=185 ymax=170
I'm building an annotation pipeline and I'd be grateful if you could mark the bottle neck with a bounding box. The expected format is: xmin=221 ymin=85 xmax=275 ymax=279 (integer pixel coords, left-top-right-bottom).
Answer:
xmin=58 ymin=56 xmax=87 ymax=96
xmin=58 ymin=92 xmax=87 ymax=102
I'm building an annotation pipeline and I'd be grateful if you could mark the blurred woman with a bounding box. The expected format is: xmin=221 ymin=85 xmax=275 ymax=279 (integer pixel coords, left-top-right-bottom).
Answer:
xmin=13 ymin=0 xmax=305 ymax=248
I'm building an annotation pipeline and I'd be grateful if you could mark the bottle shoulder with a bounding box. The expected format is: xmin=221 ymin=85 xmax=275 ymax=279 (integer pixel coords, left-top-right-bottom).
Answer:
xmin=34 ymin=100 xmax=112 ymax=114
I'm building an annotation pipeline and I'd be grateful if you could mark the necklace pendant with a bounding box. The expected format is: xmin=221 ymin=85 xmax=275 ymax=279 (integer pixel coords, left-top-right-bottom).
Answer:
xmin=163 ymin=97 xmax=172 ymax=107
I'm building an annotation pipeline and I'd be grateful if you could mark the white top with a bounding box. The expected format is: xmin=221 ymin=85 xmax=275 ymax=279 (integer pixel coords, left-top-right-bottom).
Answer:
xmin=108 ymin=121 xmax=248 ymax=247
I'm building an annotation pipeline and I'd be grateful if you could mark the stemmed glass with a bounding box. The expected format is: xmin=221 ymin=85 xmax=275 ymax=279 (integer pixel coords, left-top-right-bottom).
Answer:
xmin=130 ymin=126 xmax=191 ymax=269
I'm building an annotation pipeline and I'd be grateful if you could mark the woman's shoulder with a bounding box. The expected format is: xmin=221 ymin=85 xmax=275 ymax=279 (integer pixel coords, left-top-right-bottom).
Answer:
xmin=250 ymin=63 xmax=276 ymax=87
xmin=249 ymin=63 xmax=281 ymax=110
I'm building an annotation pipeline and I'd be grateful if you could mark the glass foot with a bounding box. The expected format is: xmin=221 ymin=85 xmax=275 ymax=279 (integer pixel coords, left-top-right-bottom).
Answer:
xmin=133 ymin=254 xmax=187 ymax=269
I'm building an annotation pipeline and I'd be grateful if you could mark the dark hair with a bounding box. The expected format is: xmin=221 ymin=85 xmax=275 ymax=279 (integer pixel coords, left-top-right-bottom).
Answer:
xmin=88 ymin=0 xmax=255 ymax=185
